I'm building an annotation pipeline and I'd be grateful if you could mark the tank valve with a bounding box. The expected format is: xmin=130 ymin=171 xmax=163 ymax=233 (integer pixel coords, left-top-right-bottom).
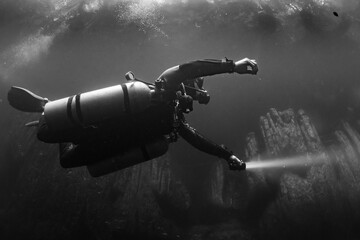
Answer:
xmin=125 ymin=71 xmax=135 ymax=81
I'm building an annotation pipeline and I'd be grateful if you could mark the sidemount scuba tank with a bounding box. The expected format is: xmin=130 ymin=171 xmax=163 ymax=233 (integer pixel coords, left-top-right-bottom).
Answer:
xmin=86 ymin=136 xmax=169 ymax=177
xmin=41 ymin=81 xmax=153 ymax=142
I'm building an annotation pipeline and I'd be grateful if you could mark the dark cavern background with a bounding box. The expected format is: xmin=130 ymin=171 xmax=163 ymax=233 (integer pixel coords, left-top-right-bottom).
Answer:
xmin=1 ymin=0 xmax=360 ymax=239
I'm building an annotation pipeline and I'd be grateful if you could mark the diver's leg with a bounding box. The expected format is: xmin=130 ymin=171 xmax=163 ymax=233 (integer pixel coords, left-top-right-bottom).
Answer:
xmin=37 ymin=114 xmax=51 ymax=142
xmin=37 ymin=115 xmax=78 ymax=143
xmin=59 ymin=138 xmax=130 ymax=169
xmin=59 ymin=143 xmax=94 ymax=168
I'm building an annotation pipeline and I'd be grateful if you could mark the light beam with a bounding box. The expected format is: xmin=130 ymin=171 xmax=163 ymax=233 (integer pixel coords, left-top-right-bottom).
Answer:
xmin=246 ymin=153 xmax=325 ymax=170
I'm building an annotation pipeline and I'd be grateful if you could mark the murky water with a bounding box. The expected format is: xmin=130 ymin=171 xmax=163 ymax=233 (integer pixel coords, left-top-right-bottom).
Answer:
xmin=1 ymin=0 xmax=360 ymax=239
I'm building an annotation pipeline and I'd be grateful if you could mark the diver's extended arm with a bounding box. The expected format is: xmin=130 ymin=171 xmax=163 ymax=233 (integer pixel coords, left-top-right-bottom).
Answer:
xmin=178 ymin=121 xmax=246 ymax=170
xmin=158 ymin=58 xmax=258 ymax=92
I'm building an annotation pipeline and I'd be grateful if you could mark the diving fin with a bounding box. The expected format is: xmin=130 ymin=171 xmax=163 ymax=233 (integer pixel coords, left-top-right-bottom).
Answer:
xmin=8 ymin=86 xmax=49 ymax=113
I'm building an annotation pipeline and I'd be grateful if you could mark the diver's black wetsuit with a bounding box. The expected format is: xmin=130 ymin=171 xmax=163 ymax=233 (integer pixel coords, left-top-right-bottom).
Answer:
xmin=55 ymin=58 xmax=248 ymax=171
xmin=178 ymin=119 xmax=233 ymax=160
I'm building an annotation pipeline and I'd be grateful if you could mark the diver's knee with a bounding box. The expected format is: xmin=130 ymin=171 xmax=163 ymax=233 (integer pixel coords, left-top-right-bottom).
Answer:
xmin=37 ymin=117 xmax=52 ymax=142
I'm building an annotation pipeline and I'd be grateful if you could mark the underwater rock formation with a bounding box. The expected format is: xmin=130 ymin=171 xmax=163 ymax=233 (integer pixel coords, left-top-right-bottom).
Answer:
xmin=1 ymin=107 xmax=360 ymax=240
xmin=244 ymin=108 xmax=360 ymax=240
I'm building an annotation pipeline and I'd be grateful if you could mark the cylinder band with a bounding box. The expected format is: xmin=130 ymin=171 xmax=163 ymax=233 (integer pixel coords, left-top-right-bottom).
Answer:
xmin=75 ymin=94 xmax=83 ymax=125
xmin=67 ymin=96 xmax=78 ymax=127
xmin=121 ymin=84 xmax=131 ymax=114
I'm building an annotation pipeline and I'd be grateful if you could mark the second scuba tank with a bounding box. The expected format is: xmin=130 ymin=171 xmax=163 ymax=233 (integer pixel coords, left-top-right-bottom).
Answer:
xmin=86 ymin=136 xmax=169 ymax=177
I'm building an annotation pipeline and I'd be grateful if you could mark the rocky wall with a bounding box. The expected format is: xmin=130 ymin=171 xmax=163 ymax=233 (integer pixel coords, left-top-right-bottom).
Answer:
xmin=1 ymin=107 xmax=360 ymax=240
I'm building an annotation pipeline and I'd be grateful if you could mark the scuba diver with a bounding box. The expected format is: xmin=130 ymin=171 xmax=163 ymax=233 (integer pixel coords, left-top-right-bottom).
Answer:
xmin=8 ymin=57 xmax=258 ymax=177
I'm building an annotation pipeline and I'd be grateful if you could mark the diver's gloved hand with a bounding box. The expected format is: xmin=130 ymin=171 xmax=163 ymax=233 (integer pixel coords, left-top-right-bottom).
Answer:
xmin=227 ymin=155 xmax=246 ymax=171
xmin=234 ymin=58 xmax=258 ymax=75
